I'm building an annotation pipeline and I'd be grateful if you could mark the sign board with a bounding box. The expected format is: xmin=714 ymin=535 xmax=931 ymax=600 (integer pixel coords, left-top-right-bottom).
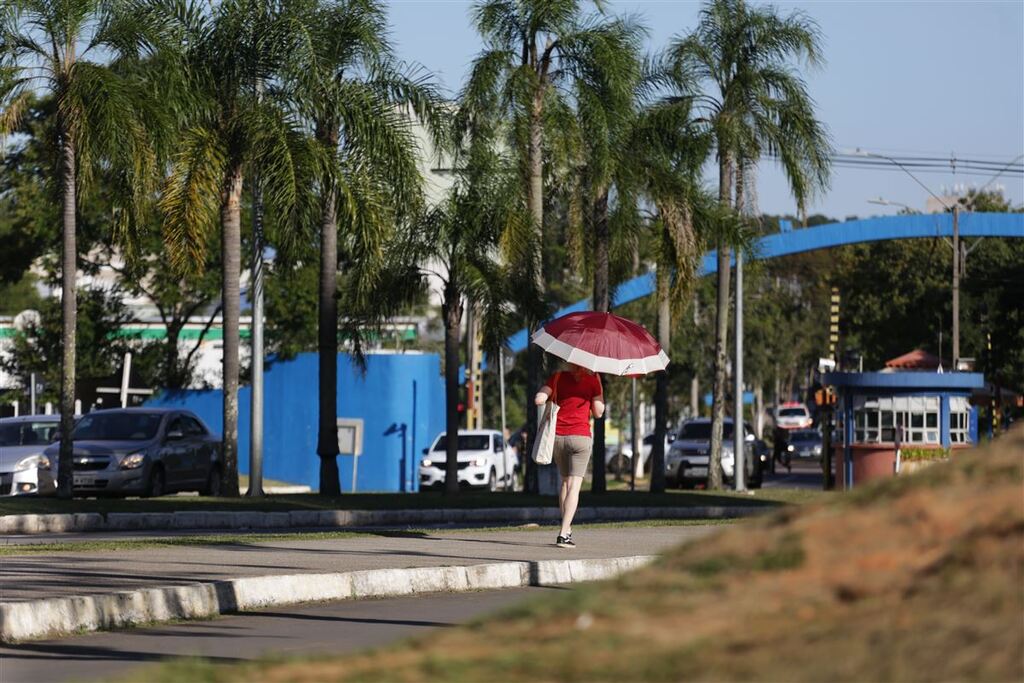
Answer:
xmin=336 ymin=418 xmax=364 ymax=456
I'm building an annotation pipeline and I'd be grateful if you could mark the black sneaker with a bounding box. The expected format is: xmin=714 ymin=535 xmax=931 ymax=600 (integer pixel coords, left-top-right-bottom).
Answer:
xmin=556 ymin=534 xmax=575 ymax=548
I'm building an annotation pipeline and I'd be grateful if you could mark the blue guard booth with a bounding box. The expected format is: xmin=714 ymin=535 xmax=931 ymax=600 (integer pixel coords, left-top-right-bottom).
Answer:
xmin=148 ymin=352 xmax=445 ymax=492
xmin=822 ymin=370 xmax=984 ymax=489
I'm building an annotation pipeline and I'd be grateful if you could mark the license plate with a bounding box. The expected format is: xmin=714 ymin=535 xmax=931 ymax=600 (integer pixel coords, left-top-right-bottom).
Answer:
xmin=688 ymin=466 xmax=708 ymax=477
xmin=73 ymin=475 xmax=95 ymax=486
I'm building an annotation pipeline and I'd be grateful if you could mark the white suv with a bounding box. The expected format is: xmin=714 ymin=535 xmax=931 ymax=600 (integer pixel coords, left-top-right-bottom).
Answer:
xmin=774 ymin=402 xmax=813 ymax=430
xmin=419 ymin=430 xmax=518 ymax=492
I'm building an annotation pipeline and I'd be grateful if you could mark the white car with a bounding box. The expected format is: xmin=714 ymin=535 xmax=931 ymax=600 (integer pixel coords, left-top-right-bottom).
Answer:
xmin=419 ymin=430 xmax=518 ymax=491
xmin=0 ymin=416 xmax=60 ymax=496
xmin=774 ymin=402 xmax=813 ymax=430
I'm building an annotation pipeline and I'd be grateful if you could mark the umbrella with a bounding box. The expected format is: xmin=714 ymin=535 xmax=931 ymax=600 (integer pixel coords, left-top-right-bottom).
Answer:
xmin=530 ymin=311 xmax=669 ymax=376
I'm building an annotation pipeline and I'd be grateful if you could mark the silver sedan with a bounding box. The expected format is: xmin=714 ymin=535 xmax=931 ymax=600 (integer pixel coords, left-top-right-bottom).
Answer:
xmin=43 ymin=408 xmax=223 ymax=497
xmin=0 ymin=415 xmax=60 ymax=496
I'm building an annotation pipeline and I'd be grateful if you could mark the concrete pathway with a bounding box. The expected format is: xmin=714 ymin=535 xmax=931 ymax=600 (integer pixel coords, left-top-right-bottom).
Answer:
xmin=0 ymin=525 xmax=715 ymax=603
xmin=0 ymin=586 xmax=546 ymax=683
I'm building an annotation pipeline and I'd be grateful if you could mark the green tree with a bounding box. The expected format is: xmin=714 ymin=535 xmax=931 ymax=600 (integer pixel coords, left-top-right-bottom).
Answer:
xmin=669 ymin=0 xmax=831 ymax=488
xmin=161 ymin=0 xmax=319 ymax=497
xmin=403 ymin=136 xmax=523 ymax=495
xmin=569 ymin=14 xmax=645 ymax=493
xmin=2 ymin=0 xmax=170 ymax=498
xmin=283 ymin=0 xmax=441 ymax=496
xmin=2 ymin=287 xmax=134 ymax=406
xmin=465 ymin=0 xmax=640 ymax=492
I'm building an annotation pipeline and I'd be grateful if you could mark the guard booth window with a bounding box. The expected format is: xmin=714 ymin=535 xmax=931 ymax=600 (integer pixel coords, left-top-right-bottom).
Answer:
xmin=854 ymin=396 xmax=941 ymax=445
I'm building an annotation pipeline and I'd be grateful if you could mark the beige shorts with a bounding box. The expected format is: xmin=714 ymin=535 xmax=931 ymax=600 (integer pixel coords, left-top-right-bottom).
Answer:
xmin=553 ymin=435 xmax=593 ymax=478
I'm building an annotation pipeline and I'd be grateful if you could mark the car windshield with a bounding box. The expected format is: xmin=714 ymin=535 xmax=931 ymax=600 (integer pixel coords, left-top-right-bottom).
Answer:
xmin=71 ymin=413 xmax=163 ymax=441
xmin=790 ymin=430 xmax=820 ymax=442
xmin=432 ymin=435 xmax=490 ymax=452
xmin=677 ymin=422 xmax=734 ymax=440
xmin=779 ymin=407 xmax=808 ymax=417
xmin=0 ymin=422 xmax=59 ymax=446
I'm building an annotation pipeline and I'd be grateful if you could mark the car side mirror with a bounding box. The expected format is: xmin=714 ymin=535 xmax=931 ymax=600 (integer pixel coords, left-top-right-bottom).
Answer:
xmin=166 ymin=429 xmax=184 ymax=441
xmin=422 ymin=447 xmax=429 ymax=455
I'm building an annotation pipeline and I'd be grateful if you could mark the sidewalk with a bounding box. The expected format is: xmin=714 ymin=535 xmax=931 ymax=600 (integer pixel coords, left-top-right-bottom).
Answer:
xmin=0 ymin=504 xmax=763 ymax=534
xmin=0 ymin=525 xmax=711 ymax=602
xmin=0 ymin=524 xmax=717 ymax=642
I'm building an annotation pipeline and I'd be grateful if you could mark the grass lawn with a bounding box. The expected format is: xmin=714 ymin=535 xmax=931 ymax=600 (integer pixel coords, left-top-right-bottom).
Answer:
xmin=0 ymin=486 xmax=830 ymax=516
xmin=129 ymin=428 xmax=1024 ymax=683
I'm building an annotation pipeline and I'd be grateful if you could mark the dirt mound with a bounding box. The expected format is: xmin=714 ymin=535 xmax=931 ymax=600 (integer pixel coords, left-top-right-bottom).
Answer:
xmin=149 ymin=428 xmax=1024 ymax=683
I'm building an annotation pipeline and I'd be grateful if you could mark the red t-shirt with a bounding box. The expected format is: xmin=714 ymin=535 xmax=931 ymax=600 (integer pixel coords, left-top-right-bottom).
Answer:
xmin=547 ymin=371 xmax=603 ymax=437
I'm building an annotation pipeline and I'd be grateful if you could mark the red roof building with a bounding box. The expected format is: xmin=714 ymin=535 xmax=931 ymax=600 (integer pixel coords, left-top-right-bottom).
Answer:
xmin=885 ymin=349 xmax=941 ymax=371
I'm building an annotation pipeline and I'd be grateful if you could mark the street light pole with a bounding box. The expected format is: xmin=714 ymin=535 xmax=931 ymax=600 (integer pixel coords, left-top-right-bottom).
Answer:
xmin=952 ymin=204 xmax=960 ymax=367
xmin=734 ymin=250 xmax=745 ymax=491
xmin=857 ymin=151 xmax=963 ymax=370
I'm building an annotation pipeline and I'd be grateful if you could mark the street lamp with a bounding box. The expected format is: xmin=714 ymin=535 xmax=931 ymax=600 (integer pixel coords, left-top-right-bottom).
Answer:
xmin=867 ymin=197 xmax=915 ymax=213
xmin=853 ymin=149 xmax=963 ymax=366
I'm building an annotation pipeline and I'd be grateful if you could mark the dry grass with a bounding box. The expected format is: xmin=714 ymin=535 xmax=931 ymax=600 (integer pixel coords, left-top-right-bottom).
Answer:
xmin=134 ymin=428 xmax=1024 ymax=683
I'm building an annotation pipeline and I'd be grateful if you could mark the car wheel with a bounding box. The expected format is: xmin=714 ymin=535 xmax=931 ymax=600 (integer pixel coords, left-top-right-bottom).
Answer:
xmin=144 ymin=466 xmax=166 ymax=498
xmin=202 ymin=466 xmax=223 ymax=497
xmin=488 ymin=469 xmax=497 ymax=492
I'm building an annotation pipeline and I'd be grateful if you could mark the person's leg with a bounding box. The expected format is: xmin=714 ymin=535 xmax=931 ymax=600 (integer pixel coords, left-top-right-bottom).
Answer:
xmin=553 ymin=437 xmax=570 ymax=518
xmin=559 ymin=476 xmax=569 ymax=516
xmin=559 ymin=475 xmax=584 ymax=537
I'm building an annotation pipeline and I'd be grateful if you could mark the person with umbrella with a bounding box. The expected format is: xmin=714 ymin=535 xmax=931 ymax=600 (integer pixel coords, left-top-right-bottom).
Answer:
xmin=532 ymin=312 xmax=669 ymax=548
xmin=534 ymin=363 xmax=605 ymax=548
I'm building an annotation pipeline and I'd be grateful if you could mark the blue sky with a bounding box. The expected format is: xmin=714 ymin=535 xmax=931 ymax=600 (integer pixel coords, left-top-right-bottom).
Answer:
xmin=385 ymin=0 xmax=1024 ymax=219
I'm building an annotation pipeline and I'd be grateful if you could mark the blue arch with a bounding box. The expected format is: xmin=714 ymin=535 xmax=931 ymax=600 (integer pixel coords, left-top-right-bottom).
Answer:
xmin=506 ymin=212 xmax=1024 ymax=353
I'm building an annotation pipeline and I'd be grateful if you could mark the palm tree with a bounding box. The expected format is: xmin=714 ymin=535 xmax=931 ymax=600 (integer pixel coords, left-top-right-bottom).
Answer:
xmin=162 ymin=0 xmax=318 ymax=497
xmin=402 ymin=130 xmax=523 ymax=496
xmin=572 ymin=19 xmax=645 ymax=495
xmin=615 ymin=87 xmax=714 ymax=492
xmin=669 ymin=0 xmax=830 ymax=489
xmin=1 ymin=0 xmax=168 ymax=498
xmin=282 ymin=0 xmax=442 ymax=497
xmin=464 ymin=0 xmax=640 ymax=492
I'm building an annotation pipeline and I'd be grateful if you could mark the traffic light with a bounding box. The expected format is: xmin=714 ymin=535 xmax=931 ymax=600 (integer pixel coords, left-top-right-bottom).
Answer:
xmin=456 ymin=381 xmax=467 ymax=414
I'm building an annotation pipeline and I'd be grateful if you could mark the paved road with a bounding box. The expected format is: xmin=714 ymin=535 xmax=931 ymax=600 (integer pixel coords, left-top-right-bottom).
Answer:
xmin=763 ymin=460 xmax=824 ymax=490
xmin=0 ymin=586 xmax=549 ymax=683
xmin=0 ymin=525 xmax=716 ymax=603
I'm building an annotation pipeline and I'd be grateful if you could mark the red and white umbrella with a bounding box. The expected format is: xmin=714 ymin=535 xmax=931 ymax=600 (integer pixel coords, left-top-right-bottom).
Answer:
xmin=530 ymin=311 xmax=669 ymax=376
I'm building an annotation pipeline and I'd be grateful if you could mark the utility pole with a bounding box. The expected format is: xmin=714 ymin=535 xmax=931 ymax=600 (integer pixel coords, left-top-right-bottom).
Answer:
xmin=952 ymin=204 xmax=960 ymax=368
xmin=247 ymin=78 xmax=266 ymax=498
xmin=734 ymin=250 xmax=745 ymax=491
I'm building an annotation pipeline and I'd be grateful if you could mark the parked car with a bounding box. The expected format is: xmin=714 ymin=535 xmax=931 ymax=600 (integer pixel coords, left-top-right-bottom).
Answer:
xmin=0 ymin=415 xmax=60 ymax=496
xmin=43 ymin=408 xmax=223 ymax=497
xmin=786 ymin=429 xmax=823 ymax=460
xmin=606 ymin=431 xmax=676 ymax=475
xmin=419 ymin=429 xmax=518 ymax=491
xmin=774 ymin=402 xmax=813 ymax=430
xmin=666 ymin=418 xmax=762 ymax=489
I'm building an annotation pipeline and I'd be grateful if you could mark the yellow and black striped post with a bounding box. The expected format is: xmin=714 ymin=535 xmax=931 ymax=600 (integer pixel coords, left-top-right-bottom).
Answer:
xmin=829 ymin=287 xmax=841 ymax=362
xmin=466 ymin=312 xmax=484 ymax=430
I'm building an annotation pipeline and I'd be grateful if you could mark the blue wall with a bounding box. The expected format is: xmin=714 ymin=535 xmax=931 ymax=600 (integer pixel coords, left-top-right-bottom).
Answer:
xmin=148 ymin=353 xmax=445 ymax=492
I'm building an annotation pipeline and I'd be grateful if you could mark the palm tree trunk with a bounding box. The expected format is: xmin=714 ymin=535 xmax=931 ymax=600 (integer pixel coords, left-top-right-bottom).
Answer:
xmin=651 ymin=256 xmax=670 ymax=493
xmin=524 ymin=93 xmax=545 ymax=495
xmin=220 ymin=164 xmax=243 ymax=498
xmin=57 ymin=133 xmax=76 ymax=500
xmin=591 ymin=187 xmax=610 ymax=494
xmin=709 ymin=153 xmax=733 ymax=490
xmin=317 ymin=182 xmax=342 ymax=497
xmin=443 ymin=286 xmax=463 ymax=496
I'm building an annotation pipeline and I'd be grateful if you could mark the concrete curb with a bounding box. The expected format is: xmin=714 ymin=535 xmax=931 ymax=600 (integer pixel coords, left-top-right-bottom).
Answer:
xmin=0 ymin=554 xmax=656 ymax=643
xmin=0 ymin=505 xmax=766 ymax=535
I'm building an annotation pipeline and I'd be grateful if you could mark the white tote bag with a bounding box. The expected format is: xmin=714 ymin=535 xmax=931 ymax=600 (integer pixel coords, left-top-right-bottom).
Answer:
xmin=531 ymin=373 xmax=560 ymax=465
